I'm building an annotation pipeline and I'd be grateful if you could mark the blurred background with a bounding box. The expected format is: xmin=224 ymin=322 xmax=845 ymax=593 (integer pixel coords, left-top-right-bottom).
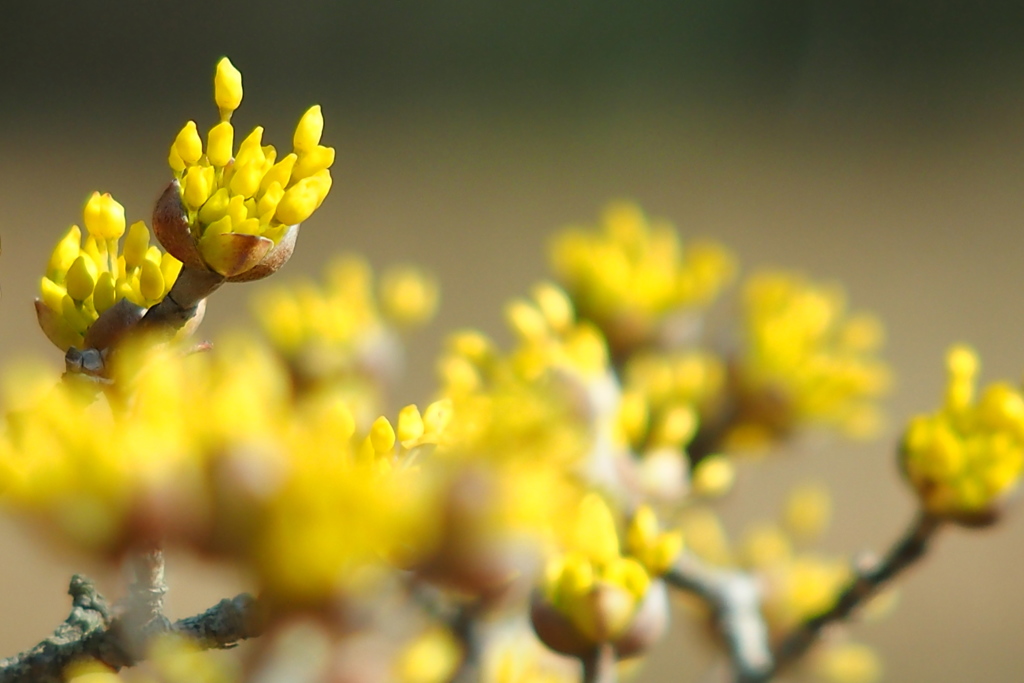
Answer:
xmin=2 ymin=1 xmax=1024 ymax=680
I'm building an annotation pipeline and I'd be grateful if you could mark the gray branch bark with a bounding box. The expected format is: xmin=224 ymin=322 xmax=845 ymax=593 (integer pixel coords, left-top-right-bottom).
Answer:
xmin=759 ymin=510 xmax=943 ymax=682
xmin=0 ymin=576 xmax=263 ymax=683
xmin=666 ymin=510 xmax=943 ymax=683
xmin=665 ymin=554 xmax=773 ymax=682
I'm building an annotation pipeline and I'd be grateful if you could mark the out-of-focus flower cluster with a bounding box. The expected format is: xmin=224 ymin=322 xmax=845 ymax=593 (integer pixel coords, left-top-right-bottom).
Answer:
xmin=0 ymin=334 xmax=447 ymax=606
xmin=901 ymin=345 xmax=1024 ymax=525
xmin=550 ymin=201 xmax=735 ymax=357
xmin=734 ymin=272 xmax=890 ymax=444
xmin=251 ymin=255 xmax=436 ymax=424
xmin=3 ymin=55 xmax=1015 ymax=683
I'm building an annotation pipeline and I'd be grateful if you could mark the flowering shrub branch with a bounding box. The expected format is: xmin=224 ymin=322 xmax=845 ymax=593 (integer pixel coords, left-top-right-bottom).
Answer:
xmin=665 ymin=555 xmax=772 ymax=681
xmin=0 ymin=576 xmax=261 ymax=683
xmin=0 ymin=57 xmax=1020 ymax=683
xmin=765 ymin=511 xmax=942 ymax=682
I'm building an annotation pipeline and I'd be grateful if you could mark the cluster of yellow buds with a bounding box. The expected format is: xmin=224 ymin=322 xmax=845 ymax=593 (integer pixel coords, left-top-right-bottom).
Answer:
xmin=735 ymin=271 xmax=890 ymax=444
xmin=36 ymin=193 xmax=181 ymax=351
xmin=625 ymin=504 xmax=685 ymax=576
xmin=250 ymin=256 xmax=438 ymax=429
xmin=532 ymin=494 xmax=671 ymax=658
xmin=617 ymin=350 xmax=727 ymax=500
xmin=415 ymin=288 xmax=612 ymax=593
xmin=900 ymin=345 xmax=1024 ymax=525
xmin=157 ymin=57 xmax=333 ymax=280
xmin=549 ymin=201 xmax=735 ymax=355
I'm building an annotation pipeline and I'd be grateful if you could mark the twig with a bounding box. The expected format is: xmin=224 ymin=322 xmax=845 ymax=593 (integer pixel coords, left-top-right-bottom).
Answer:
xmin=449 ymin=600 xmax=484 ymax=683
xmin=761 ymin=510 xmax=943 ymax=681
xmin=580 ymin=643 xmax=616 ymax=683
xmin=0 ymin=576 xmax=113 ymax=683
xmin=665 ymin=554 xmax=772 ymax=682
xmin=0 ymin=576 xmax=263 ymax=683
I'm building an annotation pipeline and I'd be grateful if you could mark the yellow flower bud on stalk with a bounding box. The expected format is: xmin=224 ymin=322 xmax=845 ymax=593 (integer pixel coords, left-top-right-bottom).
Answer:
xmin=206 ymin=121 xmax=234 ymax=167
xmin=83 ymin=192 xmax=125 ymax=240
xmin=65 ymin=255 xmax=98 ymax=302
xmin=293 ymin=105 xmax=324 ymax=152
xmin=172 ymin=121 xmax=203 ymax=166
xmin=214 ymin=57 xmax=243 ymax=118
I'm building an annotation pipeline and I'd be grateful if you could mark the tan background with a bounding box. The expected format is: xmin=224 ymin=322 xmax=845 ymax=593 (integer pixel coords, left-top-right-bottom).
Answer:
xmin=2 ymin=3 xmax=1024 ymax=680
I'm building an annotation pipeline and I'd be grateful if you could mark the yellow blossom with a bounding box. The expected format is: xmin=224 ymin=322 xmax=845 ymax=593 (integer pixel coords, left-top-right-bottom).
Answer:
xmin=550 ymin=201 xmax=735 ymax=353
xmin=163 ymin=58 xmax=333 ymax=278
xmin=901 ymin=345 xmax=1024 ymax=524
xmin=36 ymin=197 xmax=180 ymax=351
xmin=736 ymin=271 xmax=890 ymax=441
xmin=214 ymin=57 xmax=243 ymax=118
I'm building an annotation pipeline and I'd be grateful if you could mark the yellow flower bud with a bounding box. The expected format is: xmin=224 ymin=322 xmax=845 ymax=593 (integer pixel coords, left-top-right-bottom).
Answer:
xmin=214 ymin=57 xmax=243 ymax=118
xmin=123 ymin=221 xmax=150 ymax=269
xmin=292 ymin=145 xmax=335 ymax=182
xmin=627 ymin=506 xmax=659 ymax=551
xmin=161 ymin=252 xmax=183 ymax=287
xmin=229 ymin=160 xmax=265 ymax=199
xmin=66 ymin=255 xmax=98 ymax=302
xmin=182 ymin=166 xmax=213 ymax=211
xmin=206 ymin=121 xmax=234 ymax=167
xmin=168 ymin=146 xmax=185 ymax=173
xmin=506 ymin=300 xmax=547 ymax=341
xmin=203 ymin=215 xmax=233 ymax=240
xmin=293 ymin=105 xmax=324 ymax=153
xmin=692 ymin=454 xmax=736 ymax=498
xmin=93 ymin=272 xmax=116 ymax=314
xmin=533 ymin=282 xmax=574 ymax=332
xmin=307 ymin=169 xmax=332 ymax=208
xmin=274 ymin=177 xmax=320 ymax=226
xmin=422 ymin=399 xmax=453 ymax=439
xmin=573 ymin=494 xmax=620 ymax=566
xmin=261 ymin=154 xmax=297 ymax=193
xmin=198 ymin=188 xmax=231 ymax=226
xmin=83 ymin=192 xmax=126 ymax=240
xmin=370 ymin=416 xmax=396 ymax=455
xmin=397 ymin=405 xmax=425 ymax=446
xmin=234 ymin=127 xmax=265 ymax=167
xmin=602 ymin=557 xmax=650 ymax=600
xmin=61 ymin=295 xmax=91 ymax=334
xmin=40 ymin=277 xmax=67 ymax=313
xmin=139 ymin=259 xmax=165 ymax=301
xmin=173 ymin=121 xmax=203 ymax=166
xmin=47 ymin=225 xmax=82 ymax=281
xmin=380 ymin=267 xmax=438 ymax=327
xmin=257 ymin=182 xmax=285 ymax=221
xmin=226 ymin=194 xmax=248 ymax=226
